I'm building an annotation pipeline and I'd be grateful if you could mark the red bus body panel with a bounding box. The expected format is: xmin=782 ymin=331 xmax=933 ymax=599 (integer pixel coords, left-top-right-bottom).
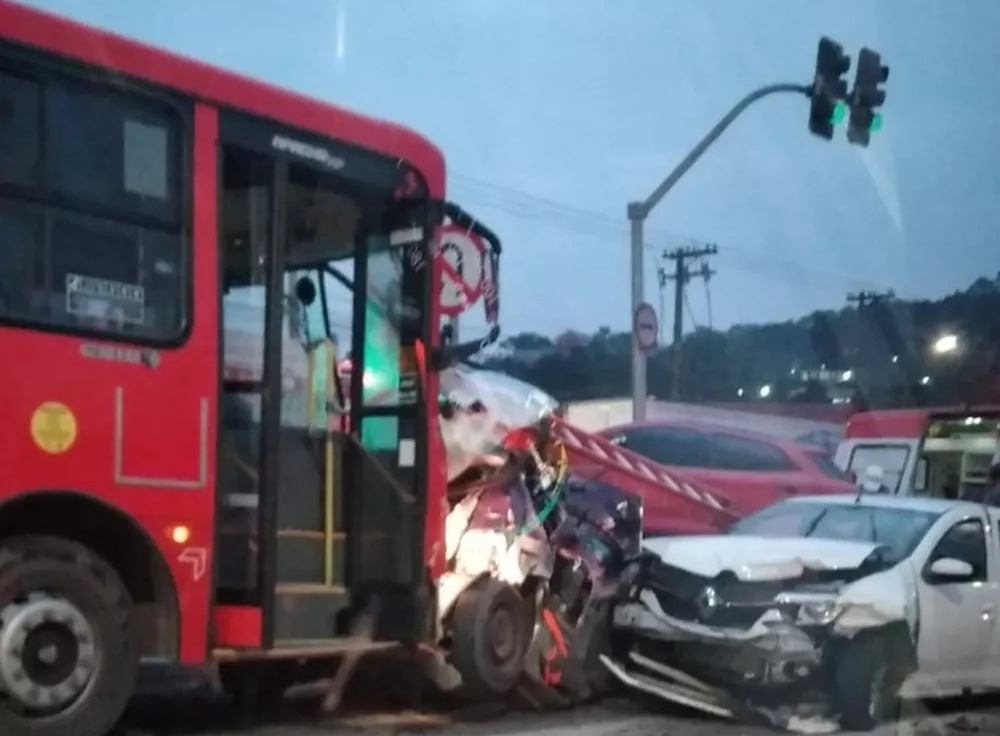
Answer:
xmin=0 ymin=0 xmax=448 ymax=663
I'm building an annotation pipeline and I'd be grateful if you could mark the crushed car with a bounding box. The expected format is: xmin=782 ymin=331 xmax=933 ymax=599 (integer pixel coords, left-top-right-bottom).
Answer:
xmin=602 ymin=493 xmax=1000 ymax=732
xmin=431 ymin=365 xmax=643 ymax=705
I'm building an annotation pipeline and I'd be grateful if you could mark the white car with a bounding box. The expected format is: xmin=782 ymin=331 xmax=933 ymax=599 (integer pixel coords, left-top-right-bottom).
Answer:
xmin=602 ymin=494 xmax=1000 ymax=731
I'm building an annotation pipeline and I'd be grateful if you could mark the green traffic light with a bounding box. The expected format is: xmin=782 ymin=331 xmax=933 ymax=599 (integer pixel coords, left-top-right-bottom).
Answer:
xmin=830 ymin=101 xmax=847 ymax=125
xmin=869 ymin=112 xmax=883 ymax=132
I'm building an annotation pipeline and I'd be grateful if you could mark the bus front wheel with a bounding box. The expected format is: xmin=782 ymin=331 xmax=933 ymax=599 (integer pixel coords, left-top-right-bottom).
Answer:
xmin=0 ymin=535 xmax=137 ymax=736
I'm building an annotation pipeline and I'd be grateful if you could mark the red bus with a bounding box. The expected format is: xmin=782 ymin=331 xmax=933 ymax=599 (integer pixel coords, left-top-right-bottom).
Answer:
xmin=0 ymin=3 xmax=501 ymax=734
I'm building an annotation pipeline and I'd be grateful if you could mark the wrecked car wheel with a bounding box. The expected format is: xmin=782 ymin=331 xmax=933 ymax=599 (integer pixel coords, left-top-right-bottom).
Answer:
xmin=450 ymin=578 xmax=529 ymax=697
xmin=832 ymin=628 xmax=910 ymax=731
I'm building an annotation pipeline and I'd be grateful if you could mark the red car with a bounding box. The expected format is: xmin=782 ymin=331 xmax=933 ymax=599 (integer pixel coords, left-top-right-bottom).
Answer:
xmin=600 ymin=420 xmax=856 ymax=522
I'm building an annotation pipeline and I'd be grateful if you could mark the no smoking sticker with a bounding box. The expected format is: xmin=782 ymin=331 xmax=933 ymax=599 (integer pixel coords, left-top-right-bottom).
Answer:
xmin=437 ymin=226 xmax=490 ymax=317
xmin=30 ymin=401 xmax=78 ymax=455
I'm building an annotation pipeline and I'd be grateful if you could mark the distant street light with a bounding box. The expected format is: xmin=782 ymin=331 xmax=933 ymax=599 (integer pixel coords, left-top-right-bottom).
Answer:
xmin=759 ymin=384 xmax=772 ymax=399
xmin=932 ymin=334 xmax=959 ymax=355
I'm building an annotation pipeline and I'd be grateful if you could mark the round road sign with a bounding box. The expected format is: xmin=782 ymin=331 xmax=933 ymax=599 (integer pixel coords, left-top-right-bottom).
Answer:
xmin=437 ymin=225 xmax=489 ymax=317
xmin=634 ymin=302 xmax=658 ymax=354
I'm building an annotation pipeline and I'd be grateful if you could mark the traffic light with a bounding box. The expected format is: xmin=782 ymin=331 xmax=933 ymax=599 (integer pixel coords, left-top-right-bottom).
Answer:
xmin=809 ymin=37 xmax=851 ymax=140
xmin=847 ymin=47 xmax=889 ymax=147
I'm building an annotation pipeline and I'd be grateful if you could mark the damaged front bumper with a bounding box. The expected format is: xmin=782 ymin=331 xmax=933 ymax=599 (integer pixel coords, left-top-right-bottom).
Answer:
xmin=602 ymin=548 xmax=916 ymax=732
xmin=612 ymin=589 xmax=825 ymax=687
xmin=601 ymin=590 xmax=844 ymax=732
xmin=600 ymin=650 xmax=838 ymax=734
xmin=606 ymin=548 xmax=910 ymax=693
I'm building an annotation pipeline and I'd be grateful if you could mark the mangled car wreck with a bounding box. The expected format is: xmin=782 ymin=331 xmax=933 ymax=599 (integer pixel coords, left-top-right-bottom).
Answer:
xmin=427 ymin=366 xmax=1000 ymax=732
xmin=432 ymin=365 xmax=643 ymax=705
xmin=603 ymin=493 xmax=996 ymax=732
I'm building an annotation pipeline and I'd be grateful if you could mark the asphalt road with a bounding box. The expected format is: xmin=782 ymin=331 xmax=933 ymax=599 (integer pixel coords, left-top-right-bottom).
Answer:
xmin=119 ymin=666 xmax=1000 ymax=736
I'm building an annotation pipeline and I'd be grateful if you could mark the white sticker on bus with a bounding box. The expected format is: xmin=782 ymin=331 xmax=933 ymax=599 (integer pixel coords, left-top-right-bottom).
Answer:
xmin=65 ymin=274 xmax=146 ymax=326
xmin=398 ymin=439 xmax=416 ymax=468
xmin=271 ymin=134 xmax=345 ymax=171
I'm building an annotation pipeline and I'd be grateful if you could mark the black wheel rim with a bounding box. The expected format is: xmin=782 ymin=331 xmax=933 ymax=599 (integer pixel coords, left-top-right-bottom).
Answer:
xmin=21 ymin=623 xmax=81 ymax=687
xmin=487 ymin=607 xmax=517 ymax=663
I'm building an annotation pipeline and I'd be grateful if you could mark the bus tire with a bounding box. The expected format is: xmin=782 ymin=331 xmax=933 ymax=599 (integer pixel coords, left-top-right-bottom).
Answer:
xmin=449 ymin=578 xmax=528 ymax=698
xmin=0 ymin=535 xmax=137 ymax=736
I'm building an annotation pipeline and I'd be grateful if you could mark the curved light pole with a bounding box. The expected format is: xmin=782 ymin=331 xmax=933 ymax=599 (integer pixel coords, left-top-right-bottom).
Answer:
xmin=628 ymin=82 xmax=812 ymax=421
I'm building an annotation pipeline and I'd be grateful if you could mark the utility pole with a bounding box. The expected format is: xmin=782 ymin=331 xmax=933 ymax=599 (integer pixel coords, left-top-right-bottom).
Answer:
xmin=847 ymin=289 xmax=897 ymax=407
xmin=663 ymin=244 xmax=718 ymax=400
xmin=846 ymin=289 xmax=895 ymax=309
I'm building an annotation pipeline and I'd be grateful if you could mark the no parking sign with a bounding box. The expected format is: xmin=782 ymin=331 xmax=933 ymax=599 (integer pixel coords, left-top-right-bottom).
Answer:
xmin=633 ymin=302 xmax=658 ymax=356
xmin=436 ymin=225 xmax=494 ymax=317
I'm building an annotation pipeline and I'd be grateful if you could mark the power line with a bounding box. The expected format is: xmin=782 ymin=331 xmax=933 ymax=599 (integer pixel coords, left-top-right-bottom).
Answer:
xmin=449 ymin=173 xmax=701 ymax=263
xmin=846 ymin=289 xmax=896 ymax=308
xmin=703 ymin=265 xmax=715 ymax=330
xmin=449 ymin=171 xmax=891 ymax=290
xmin=683 ymin=290 xmax=700 ymax=331
xmin=656 ymin=266 xmax=669 ymax=343
xmin=451 ymin=172 xmax=699 ymax=245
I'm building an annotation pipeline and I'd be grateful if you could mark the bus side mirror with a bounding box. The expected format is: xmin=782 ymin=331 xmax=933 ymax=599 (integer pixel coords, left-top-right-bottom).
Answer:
xmin=294 ymin=276 xmax=317 ymax=306
xmin=433 ymin=324 xmax=501 ymax=369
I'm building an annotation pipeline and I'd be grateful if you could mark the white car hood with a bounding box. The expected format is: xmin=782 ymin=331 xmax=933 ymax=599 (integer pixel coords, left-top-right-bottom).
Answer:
xmin=642 ymin=535 xmax=883 ymax=582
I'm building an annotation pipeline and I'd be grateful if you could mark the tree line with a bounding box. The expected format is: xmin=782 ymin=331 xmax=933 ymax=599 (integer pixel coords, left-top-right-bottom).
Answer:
xmin=479 ymin=275 xmax=1000 ymax=409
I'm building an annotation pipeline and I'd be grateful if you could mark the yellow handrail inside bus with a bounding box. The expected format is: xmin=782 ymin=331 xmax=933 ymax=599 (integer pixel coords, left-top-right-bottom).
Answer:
xmin=324 ymin=340 xmax=337 ymax=587
xmin=305 ymin=338 xmax=339 ymax=588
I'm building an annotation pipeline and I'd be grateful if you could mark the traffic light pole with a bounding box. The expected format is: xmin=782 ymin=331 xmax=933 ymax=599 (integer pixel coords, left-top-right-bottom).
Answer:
xmin=628 ymin=82 xmax=811 ymax=422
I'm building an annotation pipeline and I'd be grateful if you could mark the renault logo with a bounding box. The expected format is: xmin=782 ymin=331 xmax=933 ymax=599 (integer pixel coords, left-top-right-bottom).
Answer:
xmin=695 ymin=585 xmax=721 ymax=620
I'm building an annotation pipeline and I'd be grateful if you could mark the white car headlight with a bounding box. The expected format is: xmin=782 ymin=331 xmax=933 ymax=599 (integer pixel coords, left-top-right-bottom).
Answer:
xmin=775 ymin=591 xmax=844 ymax=626
xmin=796 ymin=599 xmax=844 ymax=625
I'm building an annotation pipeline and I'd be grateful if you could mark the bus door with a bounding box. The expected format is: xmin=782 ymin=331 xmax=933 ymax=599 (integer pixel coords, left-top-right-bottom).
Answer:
xmin=345 ymin=202 xmax=435 ymax=642
xmin=214 ymin=109 xmax=437 ymax=648
xmin=343 ymin=201 xmax=501 ymax=643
